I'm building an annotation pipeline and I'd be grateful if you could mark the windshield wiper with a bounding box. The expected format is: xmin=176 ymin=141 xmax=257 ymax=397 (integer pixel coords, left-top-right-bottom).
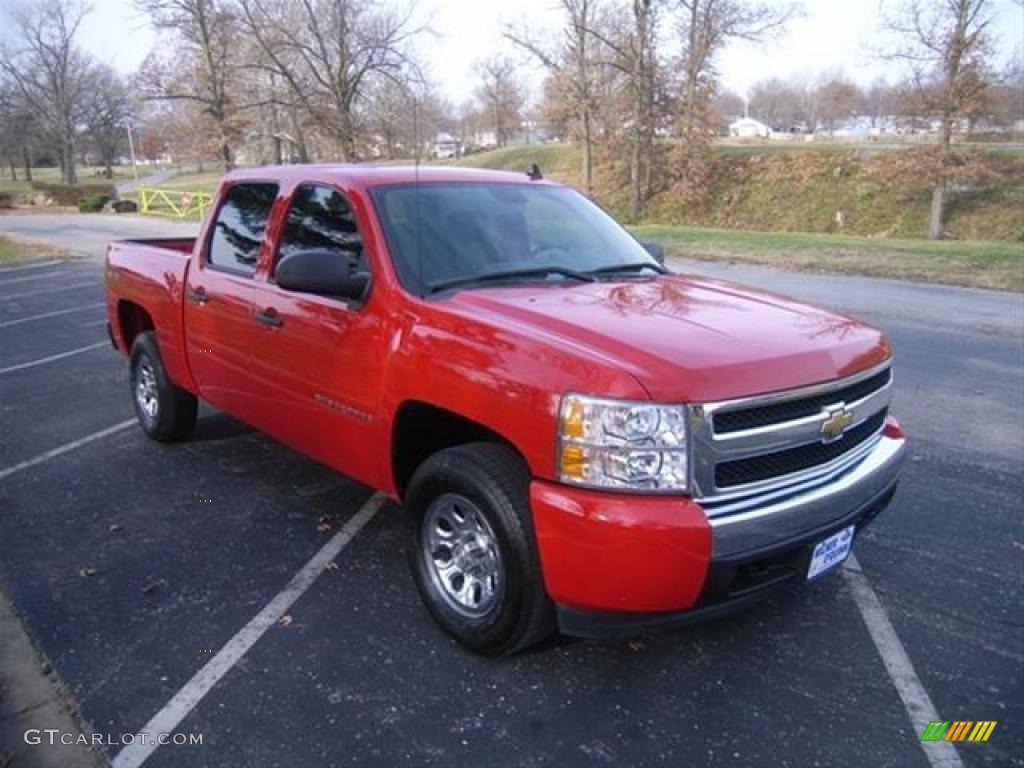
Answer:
xmin=427 ymin=267 xmax=596 ymax=294
xmin=588 ymin=262 xmax=668 ymax=277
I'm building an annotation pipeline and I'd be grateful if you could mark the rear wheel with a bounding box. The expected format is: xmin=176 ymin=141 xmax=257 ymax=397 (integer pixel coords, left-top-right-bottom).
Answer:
xmin=405 ymin=443 xmax=555 ymax=655
xmin=129 ymin=332 xmax=197 ymax=442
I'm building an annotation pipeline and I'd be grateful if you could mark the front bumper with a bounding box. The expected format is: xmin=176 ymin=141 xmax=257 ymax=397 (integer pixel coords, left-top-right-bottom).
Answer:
xmin=530 ymin=432 xmax=906 ymax=635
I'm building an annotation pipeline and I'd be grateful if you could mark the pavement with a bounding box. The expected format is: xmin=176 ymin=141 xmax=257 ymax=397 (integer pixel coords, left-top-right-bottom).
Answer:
xmin=0 ymin=212 xmax=1020 ymax=768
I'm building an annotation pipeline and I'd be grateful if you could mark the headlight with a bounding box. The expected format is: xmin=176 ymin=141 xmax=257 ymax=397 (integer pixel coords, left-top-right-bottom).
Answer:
xmin=558 ymin=394 xmax=688 ymax=492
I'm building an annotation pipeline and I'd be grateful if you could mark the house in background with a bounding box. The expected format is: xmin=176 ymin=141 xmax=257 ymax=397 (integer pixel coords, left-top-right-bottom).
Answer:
xmin=433 ymin=132 xmax=462 ymax=159
xmin=729 ymin=117 xmax=772 ymax=138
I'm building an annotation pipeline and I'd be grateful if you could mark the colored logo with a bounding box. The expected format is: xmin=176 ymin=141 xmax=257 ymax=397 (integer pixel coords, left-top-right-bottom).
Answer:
xmin=820 ymin=404 xmax=855 ymax=443
xmin=921 ymin=721 xmax=997 ymax=742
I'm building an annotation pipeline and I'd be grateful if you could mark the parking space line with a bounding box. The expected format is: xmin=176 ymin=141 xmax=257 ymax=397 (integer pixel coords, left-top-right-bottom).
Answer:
xmin=1 ymin=280 xmax=99 ymax=301
xmin=844 ymin=556 xmax=964 ymax=768
xmin=0 ymin=303 xmax=106 ymax=329
xmin=111 ymin=492 xmax=387 ymax=768
xmin=0 ymin=341 xmax=108 ymax=375
xmin=0 ymin=267 xmax=92 ymax=285
xmin=0 ymin=259 xmax=65 ymax=273
xmin=0 ymin=419 xmax=135 ymax=482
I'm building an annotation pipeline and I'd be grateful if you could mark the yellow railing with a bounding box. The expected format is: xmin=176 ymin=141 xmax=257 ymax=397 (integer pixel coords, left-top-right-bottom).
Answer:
xmin=138 ymin=187 xmax=213 ymax=220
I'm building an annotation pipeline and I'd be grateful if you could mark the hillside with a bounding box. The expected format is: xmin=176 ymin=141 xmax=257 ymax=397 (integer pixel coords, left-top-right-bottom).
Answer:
xmin=454 ymin=143 xmax=1024 ymax=243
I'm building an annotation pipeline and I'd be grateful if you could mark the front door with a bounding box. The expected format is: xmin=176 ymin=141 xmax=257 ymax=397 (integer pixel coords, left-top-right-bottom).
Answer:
xmin=247 ymin=183 xmax=385 ymax=486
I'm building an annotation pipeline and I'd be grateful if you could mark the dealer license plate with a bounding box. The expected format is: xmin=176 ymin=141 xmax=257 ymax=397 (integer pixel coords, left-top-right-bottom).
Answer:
xmin=807 ymin=525 xmax=856 ymax=580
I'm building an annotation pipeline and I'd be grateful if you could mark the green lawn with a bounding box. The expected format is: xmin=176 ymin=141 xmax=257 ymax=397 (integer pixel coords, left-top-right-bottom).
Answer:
xmin=0 ymin=165 xmax=146 ymax=195
xmin=632 ymin=224 xmax=1024 ymax=292
xmin=0 ymin=236 xmax=57 ymax=264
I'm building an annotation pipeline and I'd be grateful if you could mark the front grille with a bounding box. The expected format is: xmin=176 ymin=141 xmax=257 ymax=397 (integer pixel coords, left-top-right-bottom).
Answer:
xmin=713 ymin=368 xmax=891 ymax=435
xmin=715 ymin=410 xmax=887 ymax=488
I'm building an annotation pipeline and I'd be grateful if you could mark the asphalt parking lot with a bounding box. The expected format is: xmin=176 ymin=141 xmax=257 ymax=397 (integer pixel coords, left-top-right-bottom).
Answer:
xmin=0 ymin=217 xmax=1021 ymax=767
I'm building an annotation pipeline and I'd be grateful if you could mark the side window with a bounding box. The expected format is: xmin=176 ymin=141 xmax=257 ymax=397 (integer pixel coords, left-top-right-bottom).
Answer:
xmin=208 ymin=183 xmax=278 ymax=274
xmin=275 ymin=185 xmax=366 ymax=275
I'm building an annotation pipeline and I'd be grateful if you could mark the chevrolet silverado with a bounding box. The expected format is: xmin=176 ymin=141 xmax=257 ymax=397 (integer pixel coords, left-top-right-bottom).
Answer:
xmin=105 ymin=165 xmax=906 ymax=654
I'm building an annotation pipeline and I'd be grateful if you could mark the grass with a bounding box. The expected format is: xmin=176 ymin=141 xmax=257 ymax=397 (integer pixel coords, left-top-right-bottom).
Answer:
xmin=0 ymin=165 xmax=144 ymax=195
xmin=631 ymin=224 xmax=1024 ymax=292
xmin=0 ymin=235 xmax=56 ymax=264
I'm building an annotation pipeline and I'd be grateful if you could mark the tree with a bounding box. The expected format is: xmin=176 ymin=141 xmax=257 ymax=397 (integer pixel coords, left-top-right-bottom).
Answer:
xmin=137 ymin=0 xmax=244 ymax=170
xmin=475 ymin=56 xmax=525 ymax=147
xmin=883 ymin=0 xmax=994 ymax=239
xmin=816 ymin=74 xmax=864 ymax=133
xmin=505 ymin=0 xmax=599 ymax=194
xmin=82 ymin=64 xmax=131 ymax=178
xmin=0 ymin=0 xmax=92 ymax=184
xmin=675 ymin=0 xmax=797 ymax=203
xmin=238 ymin=0 xmax=424 ymax=161
xmin=748 ymin=77 xmax=804 ymax=127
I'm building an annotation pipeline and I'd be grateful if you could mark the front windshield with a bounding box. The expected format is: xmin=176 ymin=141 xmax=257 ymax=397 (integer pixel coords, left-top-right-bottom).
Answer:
xmin=369 ymin=182 xmax=660 ymax=295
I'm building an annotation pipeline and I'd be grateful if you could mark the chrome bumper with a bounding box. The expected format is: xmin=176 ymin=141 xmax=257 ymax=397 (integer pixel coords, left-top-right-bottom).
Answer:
xmin=707 ymin=435 xmax=906 ymax=558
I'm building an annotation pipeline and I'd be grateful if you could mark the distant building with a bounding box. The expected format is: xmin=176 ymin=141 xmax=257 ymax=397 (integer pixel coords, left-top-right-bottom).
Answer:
xmin=433 ymin=132 xmax=462 ymax=159
xmin=729 ymin=117 xmax=771 ymax=138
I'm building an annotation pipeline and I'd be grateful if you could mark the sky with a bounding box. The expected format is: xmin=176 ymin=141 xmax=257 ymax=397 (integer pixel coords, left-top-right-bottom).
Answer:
xmin=69 ymin=0 xmax=1024 ymax=106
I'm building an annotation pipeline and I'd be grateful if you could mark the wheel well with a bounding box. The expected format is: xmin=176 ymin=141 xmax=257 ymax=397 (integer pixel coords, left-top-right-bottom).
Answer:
xmin=117 ymin=301 xmax=155 ymax=352
xmin=392 ymin=401 xmax=523 ymax=499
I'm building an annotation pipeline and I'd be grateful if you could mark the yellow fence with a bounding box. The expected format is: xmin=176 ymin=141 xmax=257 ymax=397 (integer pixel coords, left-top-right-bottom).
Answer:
xmin=138 ymin=187 xmax=213 ymax=220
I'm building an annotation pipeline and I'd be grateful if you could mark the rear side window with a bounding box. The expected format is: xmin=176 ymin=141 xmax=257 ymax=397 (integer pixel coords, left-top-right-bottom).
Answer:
xmin=208 ymin=183 xmax=278 ymax=274
xmin=275 ymin=184 xmax=366 ymax=274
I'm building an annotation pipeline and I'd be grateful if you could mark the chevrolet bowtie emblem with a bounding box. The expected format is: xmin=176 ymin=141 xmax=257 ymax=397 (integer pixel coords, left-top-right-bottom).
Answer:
xmin=820 ymin=405 xmax=854 ymax=443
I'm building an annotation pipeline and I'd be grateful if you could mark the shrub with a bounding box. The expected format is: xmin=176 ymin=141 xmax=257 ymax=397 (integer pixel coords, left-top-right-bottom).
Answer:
xmin=78 ymin=193 xmax=112 ymax=213
xmin=0 ymin=191 xmax=13 ymax=209
xmin=29 ymin=181 xmax=117 ymax=206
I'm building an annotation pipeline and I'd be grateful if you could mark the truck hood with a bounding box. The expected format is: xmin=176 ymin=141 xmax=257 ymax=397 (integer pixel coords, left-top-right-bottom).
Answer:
xmin=449 ymin=275 xmax=890 ymax=402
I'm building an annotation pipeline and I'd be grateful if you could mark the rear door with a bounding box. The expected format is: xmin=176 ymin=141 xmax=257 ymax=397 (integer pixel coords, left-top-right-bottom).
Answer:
xmin=247 ymin=183 xmax=385 ymax=485
xmin=184 ymin=181 xmax=278 ymax=421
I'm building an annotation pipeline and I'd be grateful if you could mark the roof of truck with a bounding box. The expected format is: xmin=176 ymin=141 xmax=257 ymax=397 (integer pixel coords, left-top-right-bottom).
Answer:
xmin=220 ymin=164 xmax=560 ymax=189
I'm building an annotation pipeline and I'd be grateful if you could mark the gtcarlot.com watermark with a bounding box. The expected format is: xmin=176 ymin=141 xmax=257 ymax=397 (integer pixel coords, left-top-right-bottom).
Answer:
xmin=25 ymin=729 xmax=202 ymax=747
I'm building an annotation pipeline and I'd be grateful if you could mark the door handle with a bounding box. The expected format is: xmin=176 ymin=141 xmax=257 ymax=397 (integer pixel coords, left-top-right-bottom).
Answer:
xmin=187 ymin=287 xmax=209 ymax=304
xmin=255 ymin=308 xmax=284 ymax=328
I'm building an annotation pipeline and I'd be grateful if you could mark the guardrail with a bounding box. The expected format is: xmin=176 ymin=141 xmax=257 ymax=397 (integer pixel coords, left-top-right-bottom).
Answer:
xmin=138 ymin=187 xmax=213 ymax=220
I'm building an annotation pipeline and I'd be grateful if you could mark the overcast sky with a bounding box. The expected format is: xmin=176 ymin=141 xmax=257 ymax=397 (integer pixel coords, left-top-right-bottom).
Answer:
xmin=72 ymin=0 xmax=1023 ymax=105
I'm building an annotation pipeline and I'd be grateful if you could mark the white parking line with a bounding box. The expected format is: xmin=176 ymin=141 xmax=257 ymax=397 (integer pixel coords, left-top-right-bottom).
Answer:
xmin=0 ymin=419 xmax=136 ymax=482
xmin=843 ymin=556 xmax=964 ymax=768
xmin=0 ymin=267 xmax=91 ymax=285
xmin=1 ymin=280 xmax=99 ymax=301
xmin=0 ymin=303 xmax=106 ymax=329
xmin=0 ymin=259 xmax=65 ymax=273
xmin=111 ymin=492 xmax=387 ymax=768
xmin=0 ymin=341 xmax=108 ymax=374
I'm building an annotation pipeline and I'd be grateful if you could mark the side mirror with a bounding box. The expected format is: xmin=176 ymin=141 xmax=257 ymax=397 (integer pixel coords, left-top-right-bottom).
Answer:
xmin=640 ymin=240 xmax=665 ymax=266
xmin=276 ymin=249 xmax=371 ymax=302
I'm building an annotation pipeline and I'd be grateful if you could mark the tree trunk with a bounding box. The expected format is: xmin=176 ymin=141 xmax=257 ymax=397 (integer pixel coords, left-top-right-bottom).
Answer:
xmin=63 ymin=138 xmax=77 ymax=185
xmin=928 ymin=180 xmax=946 ymax=240
xmin=221 ymin=138 xmax=233 ymax=172
xmin=8 ymin=160 xmax=16 ymax=182
xmin=581 ymin=107 xmax=593 ymax=195
xmin=23 ymin=145 xmax=33 ymax=181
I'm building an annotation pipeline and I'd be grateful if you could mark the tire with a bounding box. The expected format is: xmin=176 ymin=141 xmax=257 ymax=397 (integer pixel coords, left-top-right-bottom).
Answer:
xmin=405 ymin=443 xmax=555 ymax=655
xmin=129 ymin=331 xmax=197 ymax=442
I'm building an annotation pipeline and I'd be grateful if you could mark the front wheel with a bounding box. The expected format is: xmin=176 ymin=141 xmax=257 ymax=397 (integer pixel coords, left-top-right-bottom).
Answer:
xmin=129 ymin=331 xmax=197 ymax=442
xmin=405 ymin=443 xmax=555 ymax=655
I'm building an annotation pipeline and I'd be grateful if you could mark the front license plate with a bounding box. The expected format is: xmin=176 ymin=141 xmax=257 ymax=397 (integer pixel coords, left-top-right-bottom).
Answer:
xmin=807 ymin=525 xmax=856 ymax=580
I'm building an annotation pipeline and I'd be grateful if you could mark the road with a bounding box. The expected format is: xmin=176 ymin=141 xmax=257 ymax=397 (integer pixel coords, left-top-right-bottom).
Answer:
xmin=0 ymin=212 xmax=1020 ymax=768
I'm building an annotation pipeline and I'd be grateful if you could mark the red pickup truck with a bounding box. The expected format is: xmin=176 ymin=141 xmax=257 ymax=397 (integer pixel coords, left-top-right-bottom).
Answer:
xmin=106 ymin=165 xmax=906 ymax=654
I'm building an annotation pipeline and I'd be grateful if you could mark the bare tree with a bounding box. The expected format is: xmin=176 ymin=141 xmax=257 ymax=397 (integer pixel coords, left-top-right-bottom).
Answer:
xmin=505 ymin=0 xmax=599 ymax=194
xmin=475 ymin=56 xmax=525 ymax=147
xmin=137 ymin=0 xmax=243 ymax=170
xmin=675 ymin=0 xmax=797 ymax=202
xmin=82 ymin=64 xmax=131 ymax=178
xmin=0 ymin=0 xmax=92 ymax=184
xmin=585 ymin=0 xmax=659 ymax=219
xmin=816 ymin=74 xmax=864 ymax=133
xmin=238 ymin=0 xmax=423 ymax=161
xmin=883 ymin=0 xmax=994 ymax=239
